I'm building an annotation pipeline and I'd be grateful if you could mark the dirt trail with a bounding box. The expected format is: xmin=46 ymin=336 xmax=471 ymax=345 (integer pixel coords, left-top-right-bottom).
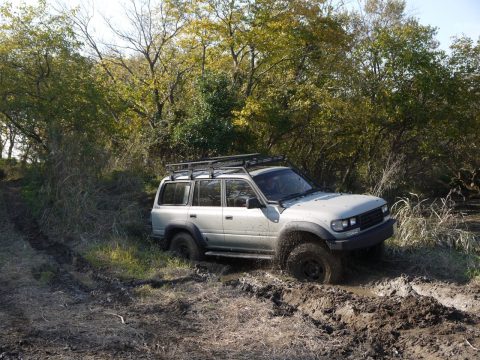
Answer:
xmin=1 ymin=182 xmax=479 ymax=359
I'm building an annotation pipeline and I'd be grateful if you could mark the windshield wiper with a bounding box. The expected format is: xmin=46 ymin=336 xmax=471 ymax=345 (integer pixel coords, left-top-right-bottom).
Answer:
xmin=304 ymin=187 xmax=323 ymax=195
xmin=280 ymin=188 xmax=321 ymax=202
xmin=280 ymin=192 xmax=303 ymax=202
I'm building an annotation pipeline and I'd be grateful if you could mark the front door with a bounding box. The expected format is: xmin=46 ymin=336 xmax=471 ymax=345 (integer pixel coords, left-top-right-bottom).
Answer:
xmin=222 ymin=179 xmax=271 ymax=252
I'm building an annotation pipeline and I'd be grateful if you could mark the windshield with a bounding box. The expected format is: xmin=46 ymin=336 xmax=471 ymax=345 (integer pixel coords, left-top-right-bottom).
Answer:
xmin=253 ymin=168 xmax=315 ymax=201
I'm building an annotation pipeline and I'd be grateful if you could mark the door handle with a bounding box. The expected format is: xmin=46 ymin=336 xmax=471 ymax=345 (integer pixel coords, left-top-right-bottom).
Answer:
xmin=225 ymin=215 xmax=233 ymax=220
xmin=190 ymin=214 xmax=197 ymax=218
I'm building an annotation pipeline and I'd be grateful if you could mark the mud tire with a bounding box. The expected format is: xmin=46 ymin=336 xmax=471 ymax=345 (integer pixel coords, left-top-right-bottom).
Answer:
xmin=287 ymin=243 xmax=342 ymax=284
xmin=169 ymin=232 xmax=204 ymax=261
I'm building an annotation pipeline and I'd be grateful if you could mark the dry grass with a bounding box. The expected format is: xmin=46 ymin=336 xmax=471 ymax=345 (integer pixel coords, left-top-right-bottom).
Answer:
xmin=391 ymin=194 xmax=480 ymax=254
xmin=368 ymin=154 xmax=405 ymax=197
xmin=130 ymin=280 xmax=343 ymax=359
xmin=19 ymin=165 xmax=151 ymax=244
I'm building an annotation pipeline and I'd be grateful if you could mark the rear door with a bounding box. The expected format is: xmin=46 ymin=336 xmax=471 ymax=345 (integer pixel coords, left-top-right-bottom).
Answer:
xmin=151 ymin=181 xmax=191 ymax=238
xmin=188 ymin=179 xmax=224 ymax=246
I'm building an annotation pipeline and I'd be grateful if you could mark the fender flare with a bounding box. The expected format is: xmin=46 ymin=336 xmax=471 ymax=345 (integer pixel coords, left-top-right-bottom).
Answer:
xmin=275 ymin=221 xmax=335 ymax=266
xmin=164 ymin=221 xmax=207 ymax=250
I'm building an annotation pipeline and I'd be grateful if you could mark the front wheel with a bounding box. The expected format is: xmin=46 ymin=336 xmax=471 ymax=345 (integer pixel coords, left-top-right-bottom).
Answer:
xmin=169 ymin=232 xmax=204 ymax=261
xmin=286 ymin=243 xmax=342 ymax=284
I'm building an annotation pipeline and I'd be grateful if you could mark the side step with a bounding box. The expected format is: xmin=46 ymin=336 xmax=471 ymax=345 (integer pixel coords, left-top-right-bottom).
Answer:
xmin=204 ymin=251 xmax=274 ymax=260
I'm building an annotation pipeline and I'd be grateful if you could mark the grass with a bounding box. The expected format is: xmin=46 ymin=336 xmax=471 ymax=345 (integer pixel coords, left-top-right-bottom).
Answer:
xmin=392 ymin=194 xmax=479 ymax=254
xmin=38 ymin=269 xmax=56 ymax=285
xmin=133 ymin=284 xmax=156 ymax=298
xmin=465 ymin=255 xmax=480 ymax=281
xmin=84 ymin=236 xmax=190 ymax=280
xmin=30 ymin=263 xmax=58 ymax=285
xmin=379 ymin=193 xmax=480 ymax=281
xmin=385 ymin=240 xmax=480 ymax=281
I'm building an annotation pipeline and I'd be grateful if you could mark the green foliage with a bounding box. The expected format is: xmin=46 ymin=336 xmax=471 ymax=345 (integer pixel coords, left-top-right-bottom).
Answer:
xmin=20 ymin=167 xmax=48 ymax=219
xmin=174 ymin=73 xmax=238 ymax=156
xmin=0 ymin=0 xmax=479 ymax=247
xmin=0 ymin=1 xmax=114 ymax=160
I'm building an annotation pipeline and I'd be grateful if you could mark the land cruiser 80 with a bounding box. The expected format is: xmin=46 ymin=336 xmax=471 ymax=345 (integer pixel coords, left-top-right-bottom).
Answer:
xmin=151 ymin=154 xmax=396 ymax=283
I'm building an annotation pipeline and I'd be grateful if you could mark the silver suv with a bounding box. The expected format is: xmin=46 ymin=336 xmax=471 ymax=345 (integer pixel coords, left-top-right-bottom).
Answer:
xmin=151 ymin=154 xmax=396 ymax=283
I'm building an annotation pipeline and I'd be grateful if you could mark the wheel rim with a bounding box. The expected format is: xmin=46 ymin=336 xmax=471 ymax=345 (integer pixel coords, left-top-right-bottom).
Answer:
xmin=300 ymin=258 xmax=325 ymax=281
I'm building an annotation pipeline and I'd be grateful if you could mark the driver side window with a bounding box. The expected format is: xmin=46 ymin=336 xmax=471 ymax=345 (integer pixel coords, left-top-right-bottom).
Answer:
xmin=225 ymin=180 xmax=257 ymax=207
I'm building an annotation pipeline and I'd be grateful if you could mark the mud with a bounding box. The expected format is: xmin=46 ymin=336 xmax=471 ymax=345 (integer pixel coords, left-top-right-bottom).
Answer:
xmin=228 ymin=273 xmax=480 ymax=359
xmin=1 ymin=181 xmax=480 ymax=359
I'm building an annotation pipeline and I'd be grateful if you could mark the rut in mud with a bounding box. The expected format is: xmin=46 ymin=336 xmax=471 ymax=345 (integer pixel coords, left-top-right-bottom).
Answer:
xmin=228 ymin=273 xmax=480 ymax=358
xmin=1 ymin=180 xmax=480 ymax=359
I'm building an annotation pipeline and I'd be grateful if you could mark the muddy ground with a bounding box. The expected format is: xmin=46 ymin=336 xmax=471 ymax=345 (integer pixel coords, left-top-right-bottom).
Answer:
xmin=1 ymin=183 xmax=479 ymax=359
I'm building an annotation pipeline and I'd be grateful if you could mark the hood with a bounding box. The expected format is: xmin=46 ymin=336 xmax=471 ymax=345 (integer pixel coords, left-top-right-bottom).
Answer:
xmin=283 ymin=192 xmax=385 ymax=219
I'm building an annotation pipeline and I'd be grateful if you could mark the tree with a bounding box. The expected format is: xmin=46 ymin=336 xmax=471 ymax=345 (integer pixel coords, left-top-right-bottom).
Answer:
xmin=174 ymin=72 xmax=238 ymax=156
xmin=72 ymin=0 xmax=194 ymax=163
xmin=337 ymin=0 xmax=454 ymax=191
xmin=233 ymin=0 xmax=353 ymax=183
xmin=0 ymin=1 xmax=114 ymax=170
xmin=442 ymin=37 xmax=480 ymax=193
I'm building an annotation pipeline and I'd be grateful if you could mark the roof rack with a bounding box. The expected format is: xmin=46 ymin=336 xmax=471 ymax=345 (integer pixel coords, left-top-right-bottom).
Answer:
xmin=166 ymin=153 xmax=286 ymax=180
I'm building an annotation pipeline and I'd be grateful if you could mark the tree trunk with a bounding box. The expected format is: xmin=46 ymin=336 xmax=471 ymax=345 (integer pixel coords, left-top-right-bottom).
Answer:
xmin=21 ymin=143 xmax=32 ymax=164
xmin=201 ymin=43 xmax=206 ymax=78
xmin=246 ymin=45 xmax=256 ymax=97
xmin=7 ymin=126 xmax=16 ymax=159
xmin=0 ymin=134 xmax=4 ymax=159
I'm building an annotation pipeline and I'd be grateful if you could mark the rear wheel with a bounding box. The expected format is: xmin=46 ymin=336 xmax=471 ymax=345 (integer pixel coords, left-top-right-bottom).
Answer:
xmin=286 ymin=243 xmax=342 ymax=284
xmin=169 ymin=232 xmax=204 ymax=261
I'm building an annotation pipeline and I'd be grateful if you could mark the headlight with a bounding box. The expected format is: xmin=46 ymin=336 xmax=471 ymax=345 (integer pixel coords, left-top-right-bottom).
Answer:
xmin=331 ymin=220 xmax=344 ymax=232
xmin=331 ymin=217 xmax=358 ymax=232
xmin=382 ymin=204 xmax=388 ymax=213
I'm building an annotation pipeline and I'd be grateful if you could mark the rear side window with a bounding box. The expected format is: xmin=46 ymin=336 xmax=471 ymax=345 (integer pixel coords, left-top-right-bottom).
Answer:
xmin=192 ymin=180 xmax=221 ymax=206
xmin=159 ymin=182 xmax=191 ymax=205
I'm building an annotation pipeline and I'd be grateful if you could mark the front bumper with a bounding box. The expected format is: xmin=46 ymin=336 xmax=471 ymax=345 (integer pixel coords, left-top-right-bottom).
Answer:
xmin=327 ymin=219 xmax=396 ymax=251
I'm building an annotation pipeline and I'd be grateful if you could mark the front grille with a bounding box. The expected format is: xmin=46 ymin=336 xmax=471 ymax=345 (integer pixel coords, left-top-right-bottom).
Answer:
xmin=359 ymin=208 xmax=384 ymax=230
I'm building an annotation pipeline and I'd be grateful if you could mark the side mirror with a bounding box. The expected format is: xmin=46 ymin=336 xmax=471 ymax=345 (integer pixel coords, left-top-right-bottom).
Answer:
xmin=246 ymin=197 xmax=263 ymax=209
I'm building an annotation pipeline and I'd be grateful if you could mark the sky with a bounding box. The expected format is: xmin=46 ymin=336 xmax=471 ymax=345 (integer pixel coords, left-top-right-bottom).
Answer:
xmin=403 ymin=0 xmax=480 ymax=49
xmin=344 ymin=0 xmax=480 ymax=50
xmin=14 ymin=0 xmax=480 ymax=51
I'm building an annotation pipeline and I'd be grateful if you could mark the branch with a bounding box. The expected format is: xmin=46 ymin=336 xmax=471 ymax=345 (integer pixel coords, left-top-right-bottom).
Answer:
xmin=1 ymin=111 xmax=48 ymax=151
